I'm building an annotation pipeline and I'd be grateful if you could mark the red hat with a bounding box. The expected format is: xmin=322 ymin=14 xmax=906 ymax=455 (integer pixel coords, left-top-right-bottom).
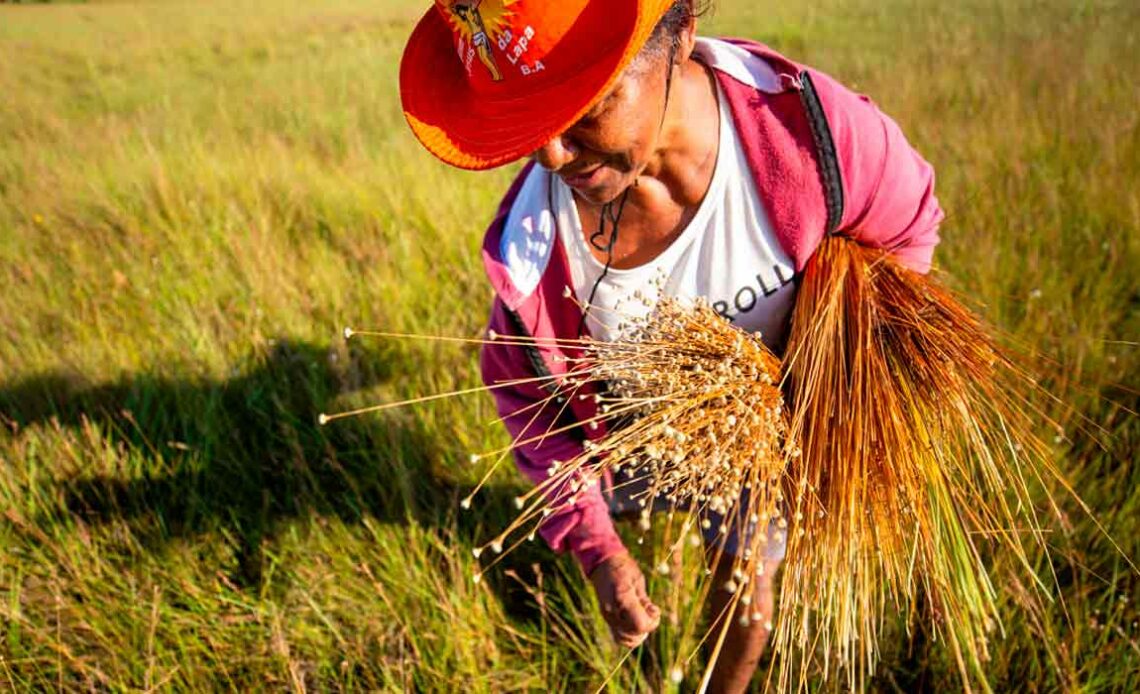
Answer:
xmin=400 ymin=0 xmax=676 ymax=170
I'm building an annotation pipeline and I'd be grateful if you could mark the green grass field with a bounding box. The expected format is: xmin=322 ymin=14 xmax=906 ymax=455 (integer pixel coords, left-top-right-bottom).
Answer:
xmin=1 ymin=0 xmax=1138 ymax=690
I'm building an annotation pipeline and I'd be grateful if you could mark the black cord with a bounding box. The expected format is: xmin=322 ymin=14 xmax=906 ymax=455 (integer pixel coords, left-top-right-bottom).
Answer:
xmin=577 ymin=188 xmax=631 ymax=337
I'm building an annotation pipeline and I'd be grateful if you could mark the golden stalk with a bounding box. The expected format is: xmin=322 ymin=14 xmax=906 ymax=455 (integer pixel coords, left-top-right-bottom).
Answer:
xmin=772 ymin=235 xmax=1064 ymax=691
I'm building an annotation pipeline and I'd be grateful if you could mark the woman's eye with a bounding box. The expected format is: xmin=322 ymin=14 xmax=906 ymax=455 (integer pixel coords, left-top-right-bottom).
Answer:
xmin=574 ymin=111 xmax=604 ymax=131
xmin=589 ymin=93 xmax=619 ymax=119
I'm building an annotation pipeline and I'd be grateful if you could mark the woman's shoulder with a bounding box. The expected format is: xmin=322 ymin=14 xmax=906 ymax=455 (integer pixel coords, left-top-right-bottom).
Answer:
xmin=700 ymin=38 xmax=942 ymax=273
xmin=482 ymin=161 xmax=560 ymax=300
xmin=694 ymin=37 xmax=804 ymax=95
xmin=697 ymin=36 xmax=875 ymax=123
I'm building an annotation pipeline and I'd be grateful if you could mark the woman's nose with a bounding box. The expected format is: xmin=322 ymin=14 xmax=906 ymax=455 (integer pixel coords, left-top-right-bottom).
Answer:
xmin=533 ymin=134 xmax=579 ymax=171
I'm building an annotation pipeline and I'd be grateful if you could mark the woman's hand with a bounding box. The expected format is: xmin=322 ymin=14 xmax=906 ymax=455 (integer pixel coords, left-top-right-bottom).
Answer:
xmin=589 ymin=551 xmax=661 ymax=648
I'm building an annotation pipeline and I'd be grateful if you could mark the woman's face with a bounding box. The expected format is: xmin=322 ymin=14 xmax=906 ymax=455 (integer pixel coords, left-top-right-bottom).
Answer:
xmin=531 ymin=48 xmax=674 ymax=206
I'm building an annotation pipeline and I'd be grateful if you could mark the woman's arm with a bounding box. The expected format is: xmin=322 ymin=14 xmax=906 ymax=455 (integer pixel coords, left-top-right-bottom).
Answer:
xmin=480 ymin=299 xmax=627 ymax=575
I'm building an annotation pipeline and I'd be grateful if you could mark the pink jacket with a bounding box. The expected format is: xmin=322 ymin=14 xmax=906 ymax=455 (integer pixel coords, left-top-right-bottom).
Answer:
xmin=478 ymin=39 xmax=943 ymax=575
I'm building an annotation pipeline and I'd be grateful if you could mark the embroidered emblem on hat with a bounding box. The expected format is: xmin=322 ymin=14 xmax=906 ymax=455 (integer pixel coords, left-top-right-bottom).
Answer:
xmin=443 ymin=0 xmax=517 ymax=82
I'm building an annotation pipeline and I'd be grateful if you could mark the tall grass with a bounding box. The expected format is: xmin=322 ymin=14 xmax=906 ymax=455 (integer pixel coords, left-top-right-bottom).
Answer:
xmin=1 ymin=0 xmax=1137 ymax=690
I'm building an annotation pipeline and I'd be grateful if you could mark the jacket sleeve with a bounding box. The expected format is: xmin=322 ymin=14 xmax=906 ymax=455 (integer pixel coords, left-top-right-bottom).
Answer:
xmin=811 ymin=69 xmax=945 ymax=273
xmin=480 ymin=299 xmax=626 ymax=575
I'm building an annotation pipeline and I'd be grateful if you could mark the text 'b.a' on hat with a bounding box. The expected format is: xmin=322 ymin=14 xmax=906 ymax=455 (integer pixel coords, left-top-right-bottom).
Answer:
xmin=400 ymin=0 xmax=675 ymax=170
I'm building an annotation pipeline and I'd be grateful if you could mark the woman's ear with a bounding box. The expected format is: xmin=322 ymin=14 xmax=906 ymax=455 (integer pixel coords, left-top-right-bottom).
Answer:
xmin=674 ymin=11 xmax=699 ymax=66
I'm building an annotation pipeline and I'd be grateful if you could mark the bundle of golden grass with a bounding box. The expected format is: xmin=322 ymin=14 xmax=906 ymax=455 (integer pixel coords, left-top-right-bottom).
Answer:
xmin=463 ymin=295 xmax=795 ymax=587
xmin=433 ymin=294 xmax=814 ymax=693
xmin=773 ymin=234 xmax=1059 ymax=692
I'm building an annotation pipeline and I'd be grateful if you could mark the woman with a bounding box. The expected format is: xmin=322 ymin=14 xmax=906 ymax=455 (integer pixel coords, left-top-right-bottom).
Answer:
xmin=400 ymin=1 xmax=942 ymax=691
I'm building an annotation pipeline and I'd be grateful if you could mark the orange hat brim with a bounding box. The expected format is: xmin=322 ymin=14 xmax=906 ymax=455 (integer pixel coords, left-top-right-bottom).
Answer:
xmin=400 ymin=0 xmax=676 ymax=171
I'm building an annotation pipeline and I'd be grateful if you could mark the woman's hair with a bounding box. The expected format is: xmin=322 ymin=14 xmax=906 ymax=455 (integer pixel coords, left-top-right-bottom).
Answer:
xmin=643 ymin=0 xmax=714 ymax=60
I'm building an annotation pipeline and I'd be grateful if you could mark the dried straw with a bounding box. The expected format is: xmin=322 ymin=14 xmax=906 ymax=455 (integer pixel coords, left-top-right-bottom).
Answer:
xmin=481 ymin=293 xmax=798 ymax=692
xmin=484 ymin=294 xmax=793 ymax=586
xmin=774 ymin=235 xmax=1059 ymax=692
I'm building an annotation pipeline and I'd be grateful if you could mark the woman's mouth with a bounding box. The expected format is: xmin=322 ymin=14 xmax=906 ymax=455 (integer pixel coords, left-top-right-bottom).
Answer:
xmin=560 ymin=166 xmax=605 ymax=191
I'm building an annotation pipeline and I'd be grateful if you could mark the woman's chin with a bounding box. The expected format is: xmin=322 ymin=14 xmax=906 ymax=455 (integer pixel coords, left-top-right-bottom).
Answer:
xmin=574 ymin=189 xmax=615 ymax=206
xmin=568 ymin=175 xmax=633 ymax=207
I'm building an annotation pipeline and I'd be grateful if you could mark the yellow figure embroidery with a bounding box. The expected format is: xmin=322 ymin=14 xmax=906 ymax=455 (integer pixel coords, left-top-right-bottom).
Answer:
xmin=452 ymin=1 xmax=504 ymax=81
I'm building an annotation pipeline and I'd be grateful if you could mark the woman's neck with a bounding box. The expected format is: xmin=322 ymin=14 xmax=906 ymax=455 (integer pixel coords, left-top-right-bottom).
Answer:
xmin=634 ymin=58 xmax=721 ymax=209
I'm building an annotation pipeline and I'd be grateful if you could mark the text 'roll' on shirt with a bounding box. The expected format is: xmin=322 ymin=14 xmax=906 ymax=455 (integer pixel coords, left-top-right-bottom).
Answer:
xmin=501 ymin=68 xmax=797 ymax=351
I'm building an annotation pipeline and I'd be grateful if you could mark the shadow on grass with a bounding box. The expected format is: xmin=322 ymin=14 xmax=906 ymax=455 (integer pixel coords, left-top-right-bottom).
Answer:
xmin=0 ymin=338 xmax=550 ymax=601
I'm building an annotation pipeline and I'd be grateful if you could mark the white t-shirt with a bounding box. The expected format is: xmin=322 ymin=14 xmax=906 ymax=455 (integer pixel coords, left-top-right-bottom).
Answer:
xmin=499 ymin=42 xmax=797 ymax=351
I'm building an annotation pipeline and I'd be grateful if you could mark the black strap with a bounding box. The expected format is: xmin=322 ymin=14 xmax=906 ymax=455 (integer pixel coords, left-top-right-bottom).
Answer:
xmin=576 ymin=188 xmax=631 ymax=337
xmin=799 ymin=71 xmax=845 ymax=236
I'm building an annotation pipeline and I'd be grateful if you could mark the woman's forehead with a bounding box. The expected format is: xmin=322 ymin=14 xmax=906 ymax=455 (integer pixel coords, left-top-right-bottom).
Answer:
xmin=590 ymin=58 xmax=655 ymax=113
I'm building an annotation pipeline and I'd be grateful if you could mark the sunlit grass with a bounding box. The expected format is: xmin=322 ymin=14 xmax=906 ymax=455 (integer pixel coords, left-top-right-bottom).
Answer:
xmin=0 ymin=0 xmax=1137 ymax=690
